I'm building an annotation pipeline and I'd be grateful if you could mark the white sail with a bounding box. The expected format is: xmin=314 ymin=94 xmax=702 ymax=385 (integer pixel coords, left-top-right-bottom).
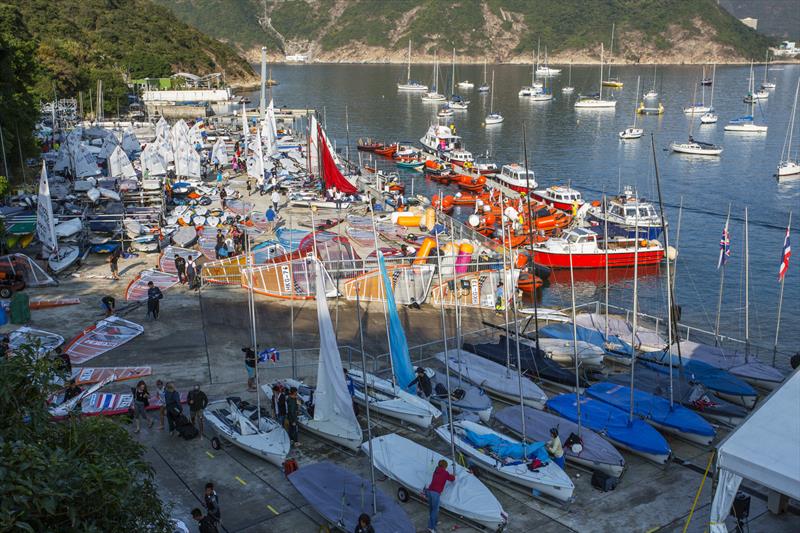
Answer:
xmin=247 ymin=128 xmax=264 ymax=180
xmin=308 ymin=115 xmax=319 ymax=174
xmin=312 ymin=262 xmax=362 ymax=439
xmin=170 ymin=119 xmax=189 ymax=152
xmin=186 ymin=144 xmax=202 ymax=178
xmin=53 ymin=142 xmax=71 ymax=173
xmin=262 ymin=99 xmax=278 ymax=154
xmin=187 ymin=123 xmax=203 ymax=148
xmin=108 ymin=145 xmax=136 ymax=179
xmin=155 ymin=116 xmax=170 ymax=140
xmin=141 ymin=143 xmax=167 ymax=176
xmin=73 ymin=144 xmax=101 ymax=178
xmin=241 ymin=102 xmax=248 ymax=140
xmin=121 ymin=126 xmax=140 ymax=155
xmin=98 ymin=134 xmax=119 ymax=161
xmin=211 ymin=138 xmax=228 ymax=167
xmin=36 ymin=162 xmax=58 ymax=256
xmin=155 ymin=134 xmax=174 ymax=164
xmin=174 ymin=141 xmax=190 ymax=177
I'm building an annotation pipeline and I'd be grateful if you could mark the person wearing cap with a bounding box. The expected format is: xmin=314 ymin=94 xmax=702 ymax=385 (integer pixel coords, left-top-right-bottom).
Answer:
xmin=408 ymin=367 xmax=432 ymax=399
xmin=546 ymin=427 xmax=565 ymax=470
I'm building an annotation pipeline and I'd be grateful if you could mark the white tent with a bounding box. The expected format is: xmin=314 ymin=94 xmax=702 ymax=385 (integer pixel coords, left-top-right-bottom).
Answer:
xmin=709 ymin=369 xmax=800 ymax=532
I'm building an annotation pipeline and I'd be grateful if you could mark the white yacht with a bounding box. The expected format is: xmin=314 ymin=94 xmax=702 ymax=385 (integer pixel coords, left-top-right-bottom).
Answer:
xmin=778 ymin=77 xmax=800 ymax=178
xmin=420 ymin=123 xmax=463 ymax=154
xmin=397 ymin=40 xmax=428 ymax=92
xmin=491 ymin=163 xmax=537 ymax=193
xmin=575 ymin=43 xmax=616 ymax=109
xmin=485 ymin=70 xmax=503 ymax=125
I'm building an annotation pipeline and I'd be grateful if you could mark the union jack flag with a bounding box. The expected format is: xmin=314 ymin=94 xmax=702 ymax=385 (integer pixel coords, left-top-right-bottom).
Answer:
xmin=779 ymin=225 xmax=791 ymax=281
xmin=717 ymin=226 xmax=731 ymax=269
xmin=258 ymin=348 xmax=280 ymax=363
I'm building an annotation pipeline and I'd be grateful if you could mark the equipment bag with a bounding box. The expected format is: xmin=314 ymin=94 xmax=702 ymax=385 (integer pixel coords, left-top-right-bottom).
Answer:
xmin=591 ymin=470 xmax=618 ymax=492
xmin=283 ymin=458 xmax=298 ymax=477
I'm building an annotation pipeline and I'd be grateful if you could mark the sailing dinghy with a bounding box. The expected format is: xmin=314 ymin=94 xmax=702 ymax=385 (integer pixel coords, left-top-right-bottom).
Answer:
xmin=586 ymin=382 xmax=716 ymax=445
xmin=436 ymin=349 xmax=548 ymax=408
xmin=37 ymin=163 xmax=79 ymax=273
xmin=494 ymin=405 xmax=626 ymax=478
xmin=434 ymin=420 xmax=575 ymax=503
xmin=424 ymin=368 xmax=493 ymax=422
xmin=547 ymin=393 xmax=672 ymax=464
xmin=363 ymin=433 xmax=508 ymax=531
xmin=288 ymin=462 xmax=414 ymax=532
xmin=204 ymin=397 xmax=290 ymax=467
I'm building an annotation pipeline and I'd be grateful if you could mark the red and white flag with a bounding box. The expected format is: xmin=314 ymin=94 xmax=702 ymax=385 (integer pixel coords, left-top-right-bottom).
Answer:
xmin=779 ymin=225 xmax=791 ymax=281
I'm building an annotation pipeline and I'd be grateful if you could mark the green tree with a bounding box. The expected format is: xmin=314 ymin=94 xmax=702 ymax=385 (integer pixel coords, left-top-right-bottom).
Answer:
xmin=0 ymin=348 xmax=173 ymax=532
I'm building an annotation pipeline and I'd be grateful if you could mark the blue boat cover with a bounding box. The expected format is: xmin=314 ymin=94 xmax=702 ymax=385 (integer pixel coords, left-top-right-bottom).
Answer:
xmin=463 ymin=429 xmax=550 ymax=463
xmin=587 ymin=382 xmax=715 ymax=437
xmin=547 ymin=393 xmax=671 ymax=456
xmin=379 ymin=253 xmax=416 ymax=393
xmin=640 ymin=356 xmax=756 ymax=398
xmin=289 ymin=462 xmax=414 ymax=533
xmin=540 ymin=323 xmax=632 ymax=358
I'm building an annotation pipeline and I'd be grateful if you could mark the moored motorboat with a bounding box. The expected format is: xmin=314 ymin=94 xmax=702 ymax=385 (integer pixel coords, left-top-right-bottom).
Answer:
xmin=491 ymin=163 xmax=537 ymax=193
xmin=532 ymin=229 xmax=664 ymax=269
xmin=532 ymin=185 xmax=584 ymax=213
xmin=588 ymin=186 xmax=665 ymax=240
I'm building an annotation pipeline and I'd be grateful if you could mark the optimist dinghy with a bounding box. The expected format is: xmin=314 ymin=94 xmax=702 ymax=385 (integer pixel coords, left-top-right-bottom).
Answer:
xmin=204 ymin=397 xmax=290 ymax=467
xmin=494 ymin=405 xmax=626 ymax=478
xmin=288 ymin=462 xmax=414 ymax=533
xmin=436 ymin=349 xmax=548 ymax=408
xmin=587 ymin=382 xmax=716 ymax=445
xmin=363 ymin=433 xmax=508 ymax=531
xmin=547 ymin=393 xmax=672 ymax=464
xmin=435 ymin=420 xmax=575 ymax=503
xmin=522 ymin=336 xmax=605 ymax=368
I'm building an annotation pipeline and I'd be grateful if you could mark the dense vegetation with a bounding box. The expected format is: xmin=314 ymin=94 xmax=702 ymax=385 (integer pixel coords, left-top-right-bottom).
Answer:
xmin=159 ymin=0 xmax=775 ymax=60
xmin=0 ymin=347 xmax=173 ymax=532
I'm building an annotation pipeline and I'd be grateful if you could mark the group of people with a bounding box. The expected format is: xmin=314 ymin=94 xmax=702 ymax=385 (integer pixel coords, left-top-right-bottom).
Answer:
xmin=174 ymin=254 xmax=200 ymax=289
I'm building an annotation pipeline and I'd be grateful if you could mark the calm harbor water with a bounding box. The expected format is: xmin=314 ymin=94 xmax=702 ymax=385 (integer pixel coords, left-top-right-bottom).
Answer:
xmin=248 ymin=63 xmax=800 ymax=359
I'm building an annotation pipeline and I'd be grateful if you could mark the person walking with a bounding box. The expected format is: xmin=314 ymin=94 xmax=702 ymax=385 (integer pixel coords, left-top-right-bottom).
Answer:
xmin=243 ymin=347 xmax=257 ymax=391
xmin=546 ymin=427 xmax=566 ymax=470
xmin=270 ymin=189 xmax=281 ymax=213
xmin=132 ymin=380 xmax=154 ymax=433
xmin=265 ymin=206 xmax=276 ymax=234
xmin=146 ymin=281 xmax=164 ymax=320
xmin=354 ymin=513 xmax=375 ymax=533
xmin=286 ymin=386 xmax=300 ymax=445
xmin=187 ymin=384 xmax=208 ymax=435
xmin=425 ymin=460 xmax=455 ymax=533
xmin=109 ymin=246 xmax=121 ymax=280
xmin=203 ymin=482 xmax=221 ymax=525
xmin=164 ymin=382 xmax=182 ymax=436
xmin=101 ymin=295 xmax=116 ymax=316
xmin=187 ymin=256 xmax=198 ymax=290
xmin=219 ymin=186 xmax=227 ymax=210
xmin=174 ymin=254 xmax=187 ymax=284
xmin=155 ymin=379 xmax=166 ymax=430
xmin=191 ymin=508 xmax=218 ymax=533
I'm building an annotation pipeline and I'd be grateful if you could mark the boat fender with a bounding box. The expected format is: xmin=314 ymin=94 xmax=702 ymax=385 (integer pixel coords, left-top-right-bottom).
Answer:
xmin=640 ymin=239 xmax=649 ymax=248
xmin=468 ymin=214 xmax=480 ymax=227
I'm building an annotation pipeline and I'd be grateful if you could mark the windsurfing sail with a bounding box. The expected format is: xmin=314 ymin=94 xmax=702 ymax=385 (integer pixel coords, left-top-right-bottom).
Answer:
xmin=9 ymin=327 xmax=64 ymax=356
xmin=211 ymin=138 xmax=228 ymax=167
xmin=64 ymin=316 xmax=144 ymax=365
xmin=155 ymin=117 xmax=170 ymax=140
xmin=342 ymin=264 xmax=435 ymax=305
xmin=0 ymin=254 xmax=57 ymax=287
xmin=247 ymin=128 xmax=264 ymax=180
xmin=125 ymin=269 xmax=179 ymax=301
xmin=317 ymin=123 xmax=357 ymax=194
xmin=121 ymin=126 xmax=140 ymax=155
xmin=242 ymin=258 xmax=337 ymax=299
xmin=36 ymin=162 xmax=58 ymax=256
xmin=159 ymin=246 xmax=195 ymax=273
xmin=379 ymin=253 xmax=416 ymax=393
xmin=108 ymin=145 xmax=136 ymax=179
xmin=71 ymin=366 xmax=152 ymax=385
xmin=310 ymin=261 xmax=362 ymax=442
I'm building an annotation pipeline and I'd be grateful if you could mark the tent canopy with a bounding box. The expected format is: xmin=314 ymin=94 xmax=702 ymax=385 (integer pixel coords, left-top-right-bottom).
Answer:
xmin=716 ymin=368 xmax=800 ymax=499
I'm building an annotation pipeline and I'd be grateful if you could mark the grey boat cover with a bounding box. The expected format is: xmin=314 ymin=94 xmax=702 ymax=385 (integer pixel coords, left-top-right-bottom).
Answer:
xmin=288 ymin=462 xmax=414 ymax=533
xmin=428 ymin=369 xmax=493 ymax=415
xmin=575 ymin=313 xmax=665 ymax=351
xmin=494 ymin=405 xmax=625 ymax=473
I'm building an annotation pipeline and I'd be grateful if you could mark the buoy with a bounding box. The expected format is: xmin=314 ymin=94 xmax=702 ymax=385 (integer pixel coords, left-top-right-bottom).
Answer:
xmin=468 ymin=214 xmax=480 ymax=227
xmin=666 ymin=246 xmax=678 ymax=261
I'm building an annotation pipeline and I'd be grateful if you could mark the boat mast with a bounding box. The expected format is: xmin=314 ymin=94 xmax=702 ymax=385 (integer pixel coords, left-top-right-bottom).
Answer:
xmin=764 ymin=49 xmax=769 ymax=85
xmin=354 ymin=285 xmax=377 ymax=515
xmin=607 ymin=23 xmax=614 ymax=79
xmin=744 ymin=206 xmax=749 ymax=361
xmin=489 ymin=70 xmax=495 ymax=114
xmin=782 ymin=78 xmax=799 ymax=163
xmin=483 ymin=58 xmax=487 ymax=85
xmin=568 ymin=237 xmax=582 ymax=438
xmin=604 ymin=194 xmax=610 ymax=341
xmin=451 ymin=48 xmax=456 ymax=97
xmin=500 ymin=190 xmax=512 ymax=374
xmin=245 ymin=232 xmax=262 ymax=419
xmin=651 ymin=134 xmax=675 ymax=408
xmin=433 ymin=231 xmax=457 ymax=465
xmin=369 ymin=204 xmax=396 ymax=384
xmin=714 ymin=204 xmax=732 ymax=344
xmin=289 ymin=213 xmax=296 ymax=378
xmin=508 ymin=220 xmax=528 ymax=457
xmin=407 ymin=39 xmax=412 ymax=82
xmin=568 ymin=60 xmax=572 ymax=86
xmin=531 ymin=50 xmax=535 ymax=86
xmin=522 ymin=123 xmax=541 ymax=355
xmin=709 ymin=64 xmax=716 ymax=109
xmin=599 ymin=43 xmax=605 ymax=100
xmin=629 ymin=204 xmax=640 ymax=425
xmin=773 ymin=212 xmax=792 ymax=365
xmin=701 ymin=66 xmax=706 ymax=107
xmin=632 ymin=76 xmax=640 ymax=128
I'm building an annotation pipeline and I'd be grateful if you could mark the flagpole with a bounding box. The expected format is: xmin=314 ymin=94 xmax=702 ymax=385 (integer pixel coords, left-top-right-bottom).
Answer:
xmin=744 ymin=206 xmax=750 ymax=361
xmin=773 ymin=212 xmax=791 ymax=366
xmin=714 ymin=204 xmax=731 ymax=345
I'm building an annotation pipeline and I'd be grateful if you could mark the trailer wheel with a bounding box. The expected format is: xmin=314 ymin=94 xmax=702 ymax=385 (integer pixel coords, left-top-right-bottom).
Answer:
xmin=210 ymin=437 xmax=221 ymax=450
xmin=0 ymin=287 xmax=12 ymax=299
xmin=397 ymin=486 xmax=409 ymax=503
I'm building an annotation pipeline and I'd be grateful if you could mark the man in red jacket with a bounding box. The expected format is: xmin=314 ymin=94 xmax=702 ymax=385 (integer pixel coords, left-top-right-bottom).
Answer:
xmin=425 ymin=459 xmax=455 ymax=533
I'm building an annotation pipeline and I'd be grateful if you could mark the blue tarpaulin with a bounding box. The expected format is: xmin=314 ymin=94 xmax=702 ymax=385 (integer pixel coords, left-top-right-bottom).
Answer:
xmin=463 ymin=429 xmax=550 ymax=463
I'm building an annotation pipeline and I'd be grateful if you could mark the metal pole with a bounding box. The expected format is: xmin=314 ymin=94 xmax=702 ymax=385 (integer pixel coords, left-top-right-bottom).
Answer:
xmin=773 ymin=213 xmax=791 ymax=365
xmin=744 ymin=206 xmax=750 ymax=360
xmin=507 ymin=222 xmax=527 ymax=455
xmin=629 ymin=202 xmax=640 ymax=425
xmin=521 ymin=122 xmax=540 ymax=353
xmin=15 ymin=124 xmax=27 ymax=184
xmin=0 ymin=121 xmax=10 ymax=179
xmin=714 ymin=204 xmax=731 ymax=344
xmin=568 ymin=241 xmax=581 ymax=437
xmin=289 ymin=212 xmax=296 ymax=379
xmin=260 ymin=46 xmax=267 ymax=119
xmin=355 ymin=285 xmax=377 ymax=515
xmin=434 ymin=231 xmax=457 ymax=465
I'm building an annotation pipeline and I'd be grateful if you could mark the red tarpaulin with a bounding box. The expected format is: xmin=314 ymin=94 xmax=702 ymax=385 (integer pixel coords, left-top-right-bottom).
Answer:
xmin=318 ymin=124 xmax=357 ymax=194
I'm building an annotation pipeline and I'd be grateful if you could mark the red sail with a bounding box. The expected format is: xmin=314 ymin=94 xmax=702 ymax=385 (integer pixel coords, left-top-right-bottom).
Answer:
xmin=318 ymin=124 xmax=357 ymax=194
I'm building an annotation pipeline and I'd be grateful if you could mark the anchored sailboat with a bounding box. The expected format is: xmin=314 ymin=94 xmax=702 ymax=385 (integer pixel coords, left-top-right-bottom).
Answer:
xmin=619 ymin=76 xmax=644 ymax=139
xmin=575 ymin=43 xmax=616 ymax=108
xmin=778 ymin=77 xmax=800 ymax=178
xmin=397 ymin=40 xmax=427 ymax=91
xmin=485 ymin=70 xmax=503 ymax=125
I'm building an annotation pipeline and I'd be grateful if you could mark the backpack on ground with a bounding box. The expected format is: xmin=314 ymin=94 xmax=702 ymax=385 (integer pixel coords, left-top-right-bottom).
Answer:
xmin=176 ymin=415 xmax=199 ymax=440
xmin=283 ymin=458 xmax=298 ymax=477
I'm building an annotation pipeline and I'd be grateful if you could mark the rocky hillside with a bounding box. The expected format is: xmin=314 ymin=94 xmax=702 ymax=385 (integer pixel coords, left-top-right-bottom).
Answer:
xmin=156 ymin=0 xmax=774 ymax=64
